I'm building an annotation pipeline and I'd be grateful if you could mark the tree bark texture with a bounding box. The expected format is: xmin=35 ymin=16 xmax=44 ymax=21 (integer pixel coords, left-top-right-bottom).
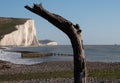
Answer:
xmin=25 ymin=3 xmax=86 ymax=83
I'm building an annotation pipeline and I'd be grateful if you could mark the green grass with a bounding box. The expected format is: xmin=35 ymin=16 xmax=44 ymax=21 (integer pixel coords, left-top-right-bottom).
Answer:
xmin=88 ymin=70 xmax=120 ymax=79
xmin=0 ymin=69 xmax=120 ymax=81
xmin=0 ymin=17 xmax=28 ymax=40
xmin=0 ymin=71 xmax=73 ymax=81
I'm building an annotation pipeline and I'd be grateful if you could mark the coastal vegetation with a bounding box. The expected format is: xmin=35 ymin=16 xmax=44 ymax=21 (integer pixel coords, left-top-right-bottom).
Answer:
xmin=0 ymin=17 xmax=28 ymax=40
xmin=89 ymin=69 xmax=120 ymax=79
xmin=0 ymin=71 xmax=73 ymax=81
xmin=0 ymin=68 xmax=119 ymax=82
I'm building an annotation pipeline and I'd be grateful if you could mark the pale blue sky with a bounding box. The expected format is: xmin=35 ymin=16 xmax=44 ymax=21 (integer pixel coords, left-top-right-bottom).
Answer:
xmin=0 ymin=0 xmax=120 ymax=45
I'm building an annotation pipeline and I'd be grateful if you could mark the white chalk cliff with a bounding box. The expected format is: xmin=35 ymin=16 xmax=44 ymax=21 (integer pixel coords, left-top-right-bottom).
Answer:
xmin=0 ymin=18 xmax=39 ymax=46
xmin=39 ymin=40 xmax=58 ymax=46
xmin=46 ymin=42 xmax=58 ymax=45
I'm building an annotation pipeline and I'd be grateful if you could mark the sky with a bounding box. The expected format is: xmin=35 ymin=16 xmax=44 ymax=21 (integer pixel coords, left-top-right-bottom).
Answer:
xmin=0 ymin=0 xmax=120 ymax=45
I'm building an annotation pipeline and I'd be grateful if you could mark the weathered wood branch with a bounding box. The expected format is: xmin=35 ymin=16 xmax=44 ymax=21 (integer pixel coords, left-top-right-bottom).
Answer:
xmin=25 ymin=4 xmax=76 ymax=36
xmin=25 ymin=3 xmax=86 ymax=83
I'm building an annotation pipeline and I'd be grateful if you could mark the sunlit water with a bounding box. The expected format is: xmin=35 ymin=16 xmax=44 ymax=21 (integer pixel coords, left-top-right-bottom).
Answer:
xmin=0 ymin=45 xmax=120 ymax=65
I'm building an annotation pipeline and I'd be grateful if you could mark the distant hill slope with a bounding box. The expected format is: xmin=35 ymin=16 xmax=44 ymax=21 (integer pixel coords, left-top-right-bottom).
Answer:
xmin=0 ymin=17 xmax=29 ymax=40
xmin=0 ymin=17 xmax=39 ymax=46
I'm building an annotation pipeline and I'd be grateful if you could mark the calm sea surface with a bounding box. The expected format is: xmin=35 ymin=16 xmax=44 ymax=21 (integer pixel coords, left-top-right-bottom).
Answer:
xmin=0 ymin=45 xmax=120 ymax=64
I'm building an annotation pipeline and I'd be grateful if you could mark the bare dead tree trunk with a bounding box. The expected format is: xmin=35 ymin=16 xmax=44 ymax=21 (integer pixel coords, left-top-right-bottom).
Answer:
xmin=25 ymin=3 xmax=86 ymax=83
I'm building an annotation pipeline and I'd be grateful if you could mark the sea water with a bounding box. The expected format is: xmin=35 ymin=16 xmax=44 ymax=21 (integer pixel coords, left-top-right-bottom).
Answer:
xmin=0 ymin=45 xmax=120 ymax=64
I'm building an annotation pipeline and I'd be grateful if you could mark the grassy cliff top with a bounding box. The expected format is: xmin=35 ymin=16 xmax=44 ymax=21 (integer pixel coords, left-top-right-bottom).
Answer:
xmin=0 ymin=17 xmax=30 ymax=40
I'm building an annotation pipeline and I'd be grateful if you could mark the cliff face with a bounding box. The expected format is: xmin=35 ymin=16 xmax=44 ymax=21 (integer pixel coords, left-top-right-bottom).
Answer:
xmin=0 ymin=17 xmax=39 ymax=46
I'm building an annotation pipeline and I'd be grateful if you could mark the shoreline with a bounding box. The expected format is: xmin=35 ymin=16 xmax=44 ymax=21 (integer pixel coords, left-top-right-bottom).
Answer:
xmin=0 ymin=60 xmax=120 ymax=71
xmin=0 ymin=60 xmax=120 ymax=83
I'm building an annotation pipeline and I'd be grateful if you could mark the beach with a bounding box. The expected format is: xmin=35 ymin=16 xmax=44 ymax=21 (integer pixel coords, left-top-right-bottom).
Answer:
xmin=0 ymin=60 xmax=120 ymax=83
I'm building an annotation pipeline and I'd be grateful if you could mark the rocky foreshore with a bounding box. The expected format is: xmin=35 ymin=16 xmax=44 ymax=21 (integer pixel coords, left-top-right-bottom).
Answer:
xmin=0 ymin=60 xmax=120 ymax=83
